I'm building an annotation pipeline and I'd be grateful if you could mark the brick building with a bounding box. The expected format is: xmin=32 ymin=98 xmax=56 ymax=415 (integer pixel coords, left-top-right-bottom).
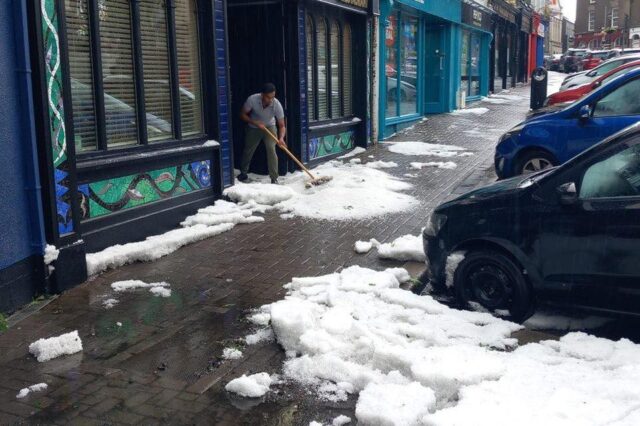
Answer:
xmin=575 ymin=0 xmax=640 ymax=49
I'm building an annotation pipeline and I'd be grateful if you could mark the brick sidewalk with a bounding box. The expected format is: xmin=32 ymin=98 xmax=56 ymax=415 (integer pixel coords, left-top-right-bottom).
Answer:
xmin=0 ymin=88 xmax=532 ymax=425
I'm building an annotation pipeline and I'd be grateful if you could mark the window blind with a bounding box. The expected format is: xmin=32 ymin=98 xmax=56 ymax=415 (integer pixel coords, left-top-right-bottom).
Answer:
xmin=175 ymin=0 xmax=204 ymax=137
xmin=342 ymin=23 xmax=352 ymax=116
xmin=65 ymin=0 xmax=98 ymax=152
xmin=330 ymin=21 xmax=341 ymax=118
xmin=99 ymin=0 xmax=138 ymax=147
xmin=316 ymin=19 xmax=329 ymax=120
xmin=306 ymin=17 xmax=316 ymax=121
xmin=139 ymin=0 xmax=173 ymax=141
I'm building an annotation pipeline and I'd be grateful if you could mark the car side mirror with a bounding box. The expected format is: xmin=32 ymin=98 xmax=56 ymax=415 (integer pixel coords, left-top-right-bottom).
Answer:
xmin=579 ymin=105 xmax=592 ymax=121
xmin=557 ymin=182 xmax=578 ymax=205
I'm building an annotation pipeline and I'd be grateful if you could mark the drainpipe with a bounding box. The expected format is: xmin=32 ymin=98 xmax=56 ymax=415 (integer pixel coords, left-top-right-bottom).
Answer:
xmin=12 ymin=0 xmax=47 ymax=259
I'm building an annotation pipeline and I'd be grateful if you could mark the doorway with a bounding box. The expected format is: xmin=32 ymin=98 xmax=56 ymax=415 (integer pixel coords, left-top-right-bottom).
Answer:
xmin=227 ymin=0 xmax=288 ymax=177
xmin=424 ymin=23 xmax=447 ymax=113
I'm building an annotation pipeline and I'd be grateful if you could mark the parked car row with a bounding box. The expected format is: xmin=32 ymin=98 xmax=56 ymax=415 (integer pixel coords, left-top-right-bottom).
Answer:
xmin=551 ymin=47 xmax=640 ymax=74
xmin=421 ymin=57 xmax=640 ymax=323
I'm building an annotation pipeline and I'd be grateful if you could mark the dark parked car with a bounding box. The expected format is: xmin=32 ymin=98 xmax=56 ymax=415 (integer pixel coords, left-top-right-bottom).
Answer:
xmin=561 ymin=48 xmax=588 ymax=73
xmin=423 ymin=122 xmax=640 ymax=322
xmin=495 ymin=67 xmax=640 ymax=178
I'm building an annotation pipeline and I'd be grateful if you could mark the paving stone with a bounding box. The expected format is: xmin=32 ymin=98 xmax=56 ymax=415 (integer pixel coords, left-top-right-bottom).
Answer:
xmin=0 ymin=87 xmax=535 ymax=424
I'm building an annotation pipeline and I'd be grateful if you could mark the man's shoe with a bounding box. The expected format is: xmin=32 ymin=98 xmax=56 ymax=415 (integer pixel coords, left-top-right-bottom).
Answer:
xmin=237 ymin=173 xmax=248 ymax=182
xmin=271 ymin=178 xmax=279 ymax=185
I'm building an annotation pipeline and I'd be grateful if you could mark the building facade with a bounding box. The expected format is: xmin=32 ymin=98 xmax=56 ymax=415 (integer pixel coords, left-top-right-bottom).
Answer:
xmin=547 ymin=15 xmax=564 ymax=53
xmin=562 ymin=17 xmax=575 ymax=51
xmin=574 ymin=0 xmax=635 ymax=49
xmin=0 ymin=0 xmax=379 ymax=314
xmin=378 ymin=0 xmax=463 ymax=137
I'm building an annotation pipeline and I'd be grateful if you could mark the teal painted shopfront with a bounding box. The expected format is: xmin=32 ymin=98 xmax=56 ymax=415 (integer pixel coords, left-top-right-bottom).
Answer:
xmin=460 ymin=1 xmax=492 ymax=102
xmin=379 ymin=0 xmax=462 ymax=138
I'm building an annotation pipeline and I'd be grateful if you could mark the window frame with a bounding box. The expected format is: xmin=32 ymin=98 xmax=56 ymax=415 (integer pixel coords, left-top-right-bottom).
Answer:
xmin=305 ymin=11 xmax=354 ymax=124
xmin=588 ymin=9 xmax=595 ymax=32
xmin=62 ymin=0 xmax=208 ymax=161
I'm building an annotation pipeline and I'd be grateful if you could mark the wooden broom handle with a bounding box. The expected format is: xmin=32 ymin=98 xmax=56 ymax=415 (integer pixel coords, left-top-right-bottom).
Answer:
xmin=262 ymin=127 xmax=317 ymax=180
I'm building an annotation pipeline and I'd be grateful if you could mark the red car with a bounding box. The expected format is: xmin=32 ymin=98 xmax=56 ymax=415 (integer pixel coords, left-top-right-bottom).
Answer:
xmin=546 ymin=59 xmax=640 ymax=106
xmin=581 ymin=49 xmax=620 ymax=70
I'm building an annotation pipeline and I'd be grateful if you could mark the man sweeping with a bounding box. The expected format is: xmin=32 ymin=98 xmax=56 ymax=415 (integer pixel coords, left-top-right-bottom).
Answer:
xmin=237 ymin=83 xmax=286 ymax=184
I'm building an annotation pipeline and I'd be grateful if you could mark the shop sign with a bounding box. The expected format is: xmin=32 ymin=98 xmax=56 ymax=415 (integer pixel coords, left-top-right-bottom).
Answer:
xmin=537 ymin=22 xmax=545 ymax=37
xmin=491 ymin=0 xmax=517 ymax=24
xmin=462 ymin=3 xmax=491 ymax=31
xmin=339 ymin=0 xmax=368 ymax=8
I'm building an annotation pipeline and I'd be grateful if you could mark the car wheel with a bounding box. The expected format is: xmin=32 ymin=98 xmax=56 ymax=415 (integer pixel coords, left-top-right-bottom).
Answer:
xmin=453 ymin=250 xmax=534 ymax=322
xmin=516 ymin=150 xmax=556 ymax=176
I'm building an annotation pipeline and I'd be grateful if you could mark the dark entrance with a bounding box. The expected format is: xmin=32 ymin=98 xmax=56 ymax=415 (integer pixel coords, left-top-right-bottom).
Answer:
xmin=227 ymin=0 xmax=288 ymax=177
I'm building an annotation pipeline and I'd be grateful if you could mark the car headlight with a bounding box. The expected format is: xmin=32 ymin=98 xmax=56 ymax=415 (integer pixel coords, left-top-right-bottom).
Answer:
xmin=499 ymin=123 xmax=524 ymax=143
xmin=424 ymin=212 xmax=447 ymax=237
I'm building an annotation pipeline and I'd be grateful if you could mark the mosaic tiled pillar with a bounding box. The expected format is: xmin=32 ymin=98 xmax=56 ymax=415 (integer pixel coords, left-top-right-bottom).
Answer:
xmin=298 ymin=6 xmax=309 ymax=163
xmin=40 ymin=0 xmax=73 ymax=236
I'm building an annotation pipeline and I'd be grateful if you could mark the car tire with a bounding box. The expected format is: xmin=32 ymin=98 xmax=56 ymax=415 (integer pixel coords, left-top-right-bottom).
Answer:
xmin=515 ymin=150 xmax=556 ymax=176
xmin=453 ymin=250 xmax=534 ymax=322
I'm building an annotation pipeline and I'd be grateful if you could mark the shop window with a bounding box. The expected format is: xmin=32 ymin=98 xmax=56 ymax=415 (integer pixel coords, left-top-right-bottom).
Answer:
xmin=306 ymin=13 xmax=353 ymax=122
xmin=175 ymin=0 xmax=203 ymax=137
xmin=306 ymin=16 xmax=315 ymax=121
xmin=64 ymin=0 xmax=205 ymax=153
xmin=316 ymin=18 xmax=329 ymax=120
xmin=385 ymin=11 xmax=418 ymax=119
xmin=65 ymin=0 xmax=98 ymax=152
xmin=460 ymin=30 xmax=481 ymax=99
xmin=343 ymin=24 xmax=352 ymax=116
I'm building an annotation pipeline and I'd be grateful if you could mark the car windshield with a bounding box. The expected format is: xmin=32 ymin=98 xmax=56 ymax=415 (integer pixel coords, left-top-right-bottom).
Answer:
xmin=601 ymin=66 xmax=640 ymax=85
xmin=592 ymin=52 xmax=610 ymax=59
xmin=588 ymin=60 xmax=623 ymax=77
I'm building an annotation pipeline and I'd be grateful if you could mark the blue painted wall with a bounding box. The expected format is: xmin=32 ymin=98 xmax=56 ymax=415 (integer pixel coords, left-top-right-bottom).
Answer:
xmin=0 ymin=0 xmax=45 ymax=270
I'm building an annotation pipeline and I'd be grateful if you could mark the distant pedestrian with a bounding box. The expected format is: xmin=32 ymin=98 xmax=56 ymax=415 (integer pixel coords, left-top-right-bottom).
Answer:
xmin=237 ymin=83 xmax=286 ymax=184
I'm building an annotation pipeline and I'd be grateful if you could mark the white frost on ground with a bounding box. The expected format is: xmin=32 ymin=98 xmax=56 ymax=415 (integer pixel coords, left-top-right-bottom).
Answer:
xmin=16 ymin=383 xmax=48 ymax=399
xmin=116 ymin=322 xmax=122 ymax=327
xmin=225 ymin=372 xmax=273 ymax=397
xmin=86 ymin=200 xmax=262 ymax=276
xmin=202 ymin=139 xmax=220 ymax=147
xmin=149 ymin=286 xmax=171 ymax=298
xmin=409 ymin=161 xmax=457 ymax=170
xmin=336 ymin=147 xmax=366 ymax=159
xmin=547 ymin=70 xmax=565 ymax=96
xmin=265 ymin=266 xmax=521 ymax=422
xmin=29 ymin=331 xmax=83 ymax=362
xmin=245 ymin=328 xmax=275 ymax=345
xmin=248 ymin=311 xmax=271 ymax=326
xmin=44 ymin=245 xmax=59 ymax=265
xmin=222 ymin=347 xmax=243 ymax=360
xmin=366 ymin=234 xmax=425 ymax=262
xmin=111 ymin=280 xmax=170 ymax=292
xmin=356 ymin=382 xmax=435 ymax=426
xmin=524 ymin=312 xmax=610 ymax=331
xmin=262 ymin=266 xmax=640 ymax=425
xmin=450 ymin=107 xmax=489 ymax=115
xmin=225 ymin=161 xmax=418 ymax=221
xmin=444 ymin=251 xmax=466 ymax=288
xmin=349 ymin=158 xmax=361 ymax=164
xmin=354 ymin=239 xmax=377 ymax=254
xmin=385 ymin=141 xmax=467 ymax=158
xmin=404 ymin=173 xmax=418 ymax=178
xmin=365 ymin=160 xmax=398 ymax=169
xmin=332 ymin=415 xmax=351 ymax=426
xmin=102 ymin=298 xmax=118 ymax=309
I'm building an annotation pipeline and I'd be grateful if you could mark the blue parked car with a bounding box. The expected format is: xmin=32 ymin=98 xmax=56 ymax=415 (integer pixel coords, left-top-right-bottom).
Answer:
xmin=495 ymin=68 xmax=640 ymax=178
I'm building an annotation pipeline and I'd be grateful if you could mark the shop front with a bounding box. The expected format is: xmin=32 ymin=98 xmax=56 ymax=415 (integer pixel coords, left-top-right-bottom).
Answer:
xmin=460 ymin=1 xmax=492 ymax=102
xmin=379 ymin=0 xmax=462 ymax=138
xmin=489 ymin=0 xmax=518 ymax=92
xmin=227 ymin=0 xmax=377 ymax=168
xmin=30 ymin=0 xmax=231 ymax=291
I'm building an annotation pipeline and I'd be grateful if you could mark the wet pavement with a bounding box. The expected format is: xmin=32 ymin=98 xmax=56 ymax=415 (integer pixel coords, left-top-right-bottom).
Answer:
xmin=2 ymin=85 xmax=626 ymax=425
